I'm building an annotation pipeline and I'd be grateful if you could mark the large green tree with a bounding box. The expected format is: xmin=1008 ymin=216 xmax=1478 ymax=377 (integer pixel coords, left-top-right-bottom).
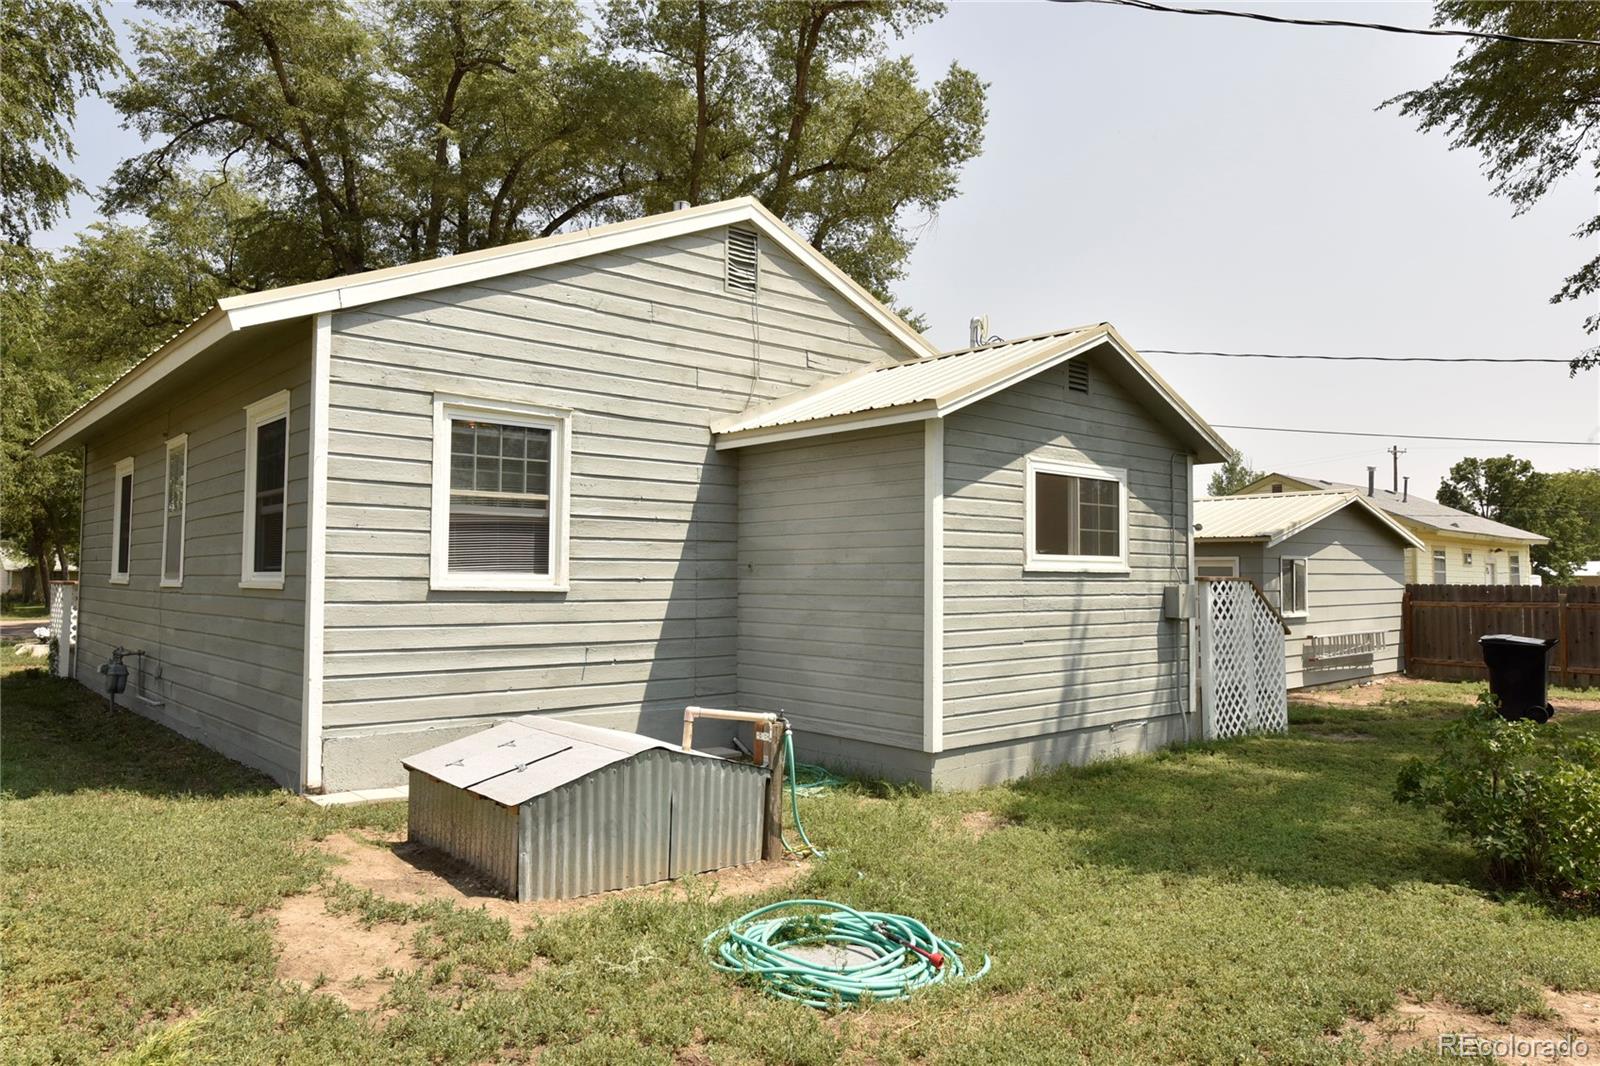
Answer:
xmin=1436 ymin=456 xmax=1597 ymax=582
xmin=0 ymin=0 xmax=122 ymax=244
xmin=1388 ymin=2 xmax=1600 ymax=373
xmin=109 ymin=0 xmax=985 ymax=302
xmin=1207 ymin=449 xmax=1263 ymax=497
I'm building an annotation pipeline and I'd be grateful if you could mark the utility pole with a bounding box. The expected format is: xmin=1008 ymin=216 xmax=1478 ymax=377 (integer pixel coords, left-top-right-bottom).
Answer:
xmin=1388 ymin=445 xmax=1406 ymax=494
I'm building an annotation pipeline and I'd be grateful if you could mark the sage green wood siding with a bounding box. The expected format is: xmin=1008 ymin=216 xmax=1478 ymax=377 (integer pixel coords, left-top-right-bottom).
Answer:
xmin=735 ymin=424 xmax=925 ymax=749
xmin=940 ymin=351 xmax=1193 ymax=750
xmin=1198 ymin=507 xmax=1406 ymax=688
xmin=319 ymin=228 xmax=906 ymax=776
xmin=75 ymin=334 xmax=312 ymax=788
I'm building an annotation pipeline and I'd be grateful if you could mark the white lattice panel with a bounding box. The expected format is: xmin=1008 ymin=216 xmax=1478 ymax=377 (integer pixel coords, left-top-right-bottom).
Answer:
xmin=1199 ymin=579 xmax=1287 ymax=740
xmin=50 ymin=583 xmax=77 ymax=679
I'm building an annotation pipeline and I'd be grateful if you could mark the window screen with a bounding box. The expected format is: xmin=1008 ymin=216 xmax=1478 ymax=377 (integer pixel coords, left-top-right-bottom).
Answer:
xmin=1034 ymin=471 xmax=1120 ymax=558
xmin=116 ymin=468 xmax=133 ymax=576
xmin=252 ymin=417 xmax=287 ymax=574
xmin=1280 ymin=557 xmax=1307 ymax=614
xmin=1432 ymin=549 xmax=1447 ymax=584
xmin=448 ymin=418 xmax=552 ymax=573
xmin=163 ymin=440 xmax=186 ymax=582
xmin=1197 ymin=559 xmax=1238 ymax=578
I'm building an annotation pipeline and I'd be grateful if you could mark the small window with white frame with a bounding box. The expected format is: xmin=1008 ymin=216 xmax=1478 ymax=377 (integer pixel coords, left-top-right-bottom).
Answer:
xmin=242 ymin=390 xmax=290 ymax=589
xmin=1197 ymin=557 xmax=1238 ymax=579
xmin=161 ymin=435 xmax=188 ymax=587
xmin=1431 ymin=549 xmax=1447 ymax=584
xmin=111 ymin=456 xmax=134 ymax=584
xmin=1462 ymin=549 xmax=1473 ymax=565
xmin=1279 ymin=556 xmax=1307 ymax=616
xmin=431 ymin=396 xmax=570 ymax=591
xmin=1510 ymin=553 xmax=1521 ymax=585
xmin=1024 ymin=457 xmax=1128 ymax=573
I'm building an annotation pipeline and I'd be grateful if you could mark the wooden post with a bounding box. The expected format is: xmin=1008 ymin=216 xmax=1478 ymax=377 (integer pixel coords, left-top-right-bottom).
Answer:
xmin=1401 ymin=586 xmax=1413 ymax=678
xmin=1558 ymin=590 xmax=1570 ymax=688
xmin=763 ymin=717 xmax=787 ymax=861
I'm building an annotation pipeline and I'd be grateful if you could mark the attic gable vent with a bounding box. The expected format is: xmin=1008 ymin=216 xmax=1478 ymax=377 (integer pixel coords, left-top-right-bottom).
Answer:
xmin=1067 ymin=359 xmax=1090 ymax=394
xmin=725 ymin=227 xmax=759 ymax=296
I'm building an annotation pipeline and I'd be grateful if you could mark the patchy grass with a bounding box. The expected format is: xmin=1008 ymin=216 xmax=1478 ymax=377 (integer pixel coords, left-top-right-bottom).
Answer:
xmin=4 ymin=671 xmax=1598 ymax=1064
xmin=0 ymin=602 xmax=50 ymax=621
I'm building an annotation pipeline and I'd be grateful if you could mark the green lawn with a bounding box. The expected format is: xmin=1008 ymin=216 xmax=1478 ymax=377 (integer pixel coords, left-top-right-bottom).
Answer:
xmin=0 ymin=603 xmax=50 ymax=621
xmin=4 ymin=668 xmax=1597 ymax=1065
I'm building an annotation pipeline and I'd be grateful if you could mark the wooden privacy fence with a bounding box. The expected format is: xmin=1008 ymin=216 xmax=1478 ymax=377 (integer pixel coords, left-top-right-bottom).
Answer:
xmin=1402 ymin=584 xmax=1600 ymax=687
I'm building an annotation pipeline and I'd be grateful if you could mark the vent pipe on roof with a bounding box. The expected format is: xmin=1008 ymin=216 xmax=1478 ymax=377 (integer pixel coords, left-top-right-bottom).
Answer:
xmin=1367 ymin=466 xmax=1376 ymax=498
xmin=672 ymin=199 xmax=691 ymax=211
xmin=1403 ymin=476 xmax=1409 ymax=503
xmin=969 ymin=315 xmax=989 ymax=348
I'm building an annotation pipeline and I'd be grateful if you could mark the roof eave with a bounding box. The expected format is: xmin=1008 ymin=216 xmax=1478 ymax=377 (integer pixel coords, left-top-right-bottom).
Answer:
xmin=714 ymin=400 xmax=940 ymax=450
xmin=32 ymin=307 xmax=236 ymax=456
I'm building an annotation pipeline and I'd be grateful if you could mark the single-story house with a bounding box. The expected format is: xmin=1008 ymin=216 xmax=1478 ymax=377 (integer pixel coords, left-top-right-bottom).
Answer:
xmin=1194 ymin=490 xmax=1424 ymax=688
xmin=33 ymin=196 xmax=1229 ymax=793
xmin=1233 ymin=472 xmax=1547 ymax=585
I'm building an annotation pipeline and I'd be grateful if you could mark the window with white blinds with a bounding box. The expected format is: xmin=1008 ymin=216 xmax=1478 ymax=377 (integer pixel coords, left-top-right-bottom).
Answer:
xmin=162 ymin=435 xmax=187 ymax=586
xmin=1024 ymin=457 xmax=1130 ymax=573
xmin=431 ymin=398 xmax=569 ymax=591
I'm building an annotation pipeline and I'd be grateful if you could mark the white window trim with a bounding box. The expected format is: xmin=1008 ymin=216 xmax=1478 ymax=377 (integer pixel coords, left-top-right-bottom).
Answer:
xmin=1280 ymin=555 xmax=1308 ymax=618
xmin=110 ymin=456 xmax=134 ymax=584
xmin=430 ymin=394 xmax=571 ymax=592
xmin=1023 ymin=456 xmax=1130 ymax=574
xmin=1197 ymin=556 xmax=1239 ymax=578
xmin=1431 ymin=549 xmax=1448 ymax=583
xmin=241 ymin=390 xmax=291 ymax=590
xmin=160 ymin=434 xmax=189 ymax=588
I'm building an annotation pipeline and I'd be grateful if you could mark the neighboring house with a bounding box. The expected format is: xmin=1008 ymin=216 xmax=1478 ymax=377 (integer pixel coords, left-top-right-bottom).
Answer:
xmin=1195 ymin=491 xmax=1424 ymax=689
xmin=33 ymin=197 xmax=1228 ymax=794
xmin=1 ymin=550 xmax=29 ymax=599
xmin=1233 ymin=472 xmax=1547 ymax=586
xmin=1576 ymin=561 xmax=1600 ymax=588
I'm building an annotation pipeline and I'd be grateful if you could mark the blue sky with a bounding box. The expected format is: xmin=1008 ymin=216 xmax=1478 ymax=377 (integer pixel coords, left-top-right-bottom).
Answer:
xmin=40 ymin=1 xmax=1600 ymax=493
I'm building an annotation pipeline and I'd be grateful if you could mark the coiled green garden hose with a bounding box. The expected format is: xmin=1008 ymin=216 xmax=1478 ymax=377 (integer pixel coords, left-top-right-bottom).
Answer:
xmin=704 ymin=899 xmax=990 ymax=1007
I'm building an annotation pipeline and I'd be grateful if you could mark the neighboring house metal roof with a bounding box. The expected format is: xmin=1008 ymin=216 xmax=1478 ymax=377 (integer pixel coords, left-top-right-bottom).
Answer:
xmin=33 ymin=197 xmax=936 ymax=456
xmin=712 ymin=324 xmax=1232 ymax=462
xmin=402 ymin=715 xmax=717 ymax=808
xmin=1194 ymin=490 xmax=1426 ymax=549
xmin=1237 ymin=473 xmax=1549 ymax=544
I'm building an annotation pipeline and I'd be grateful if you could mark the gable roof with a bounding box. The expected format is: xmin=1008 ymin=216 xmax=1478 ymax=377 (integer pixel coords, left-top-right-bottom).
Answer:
xmin=34 ymin=197 xmax=935 ymax=456
xmin=1194 ymin=490 xmax=1426 ymax=550
xmin=1235 ymin=472 xmax=1549 ymax=544
xmin=711 ymin=324 xmax=1232 ymax=461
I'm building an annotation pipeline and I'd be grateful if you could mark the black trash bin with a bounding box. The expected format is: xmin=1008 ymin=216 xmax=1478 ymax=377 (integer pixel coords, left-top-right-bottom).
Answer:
xmin=1478 ymin=634 xmax=1557 ymax=723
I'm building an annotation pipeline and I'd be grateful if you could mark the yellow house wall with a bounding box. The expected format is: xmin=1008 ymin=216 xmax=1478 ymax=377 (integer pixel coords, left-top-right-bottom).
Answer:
xmin=1404 ymin=531 xmax=1531 ymax=585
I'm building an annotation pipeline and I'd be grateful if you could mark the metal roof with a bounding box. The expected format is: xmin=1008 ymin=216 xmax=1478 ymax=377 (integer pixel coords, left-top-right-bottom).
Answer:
xmin=402 ymin=716 xmax=721 ymax=808
xmin=711 ymin=324 xmax=1232 ymax=462
xmin=34 ymin=197 xmax=936 ymax=456
xmin=1194 ymin=490 xmax=1426 ymax=549
xmin=1238 ymin=473 xmax=1549 ymax=543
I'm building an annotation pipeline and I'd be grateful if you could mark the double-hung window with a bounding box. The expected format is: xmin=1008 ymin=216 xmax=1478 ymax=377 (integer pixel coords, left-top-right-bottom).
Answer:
xmin=1024 ymin=458 xmax=1128 ymax=573
xmin=242 ymin=391 xmax=290 ymax=589
xmin=1431 ymin=549 xmax=1447 ymax=584
xmin=1279 ymin=556 xmax=1307 ymax=616
xmin=1510 ymin=553 xmax=1521 ymax=585
xmin=431 ymin=396 xmax=569 ymax=591
xmin=162 ymin=435 xmax=188 ymax=587
xmin=110 ymin=457 xmax=134 ymax=584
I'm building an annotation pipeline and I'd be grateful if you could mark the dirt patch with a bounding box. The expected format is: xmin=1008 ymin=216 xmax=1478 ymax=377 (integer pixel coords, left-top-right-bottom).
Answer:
xmin=1338 ymin=990 xmax=1600 ymax=1062
xmin=318 ymin=831 xmax=810 ymax=923
xmin=957 ymin=811 xmax=1017 ymax=838
xmin=1296 ymin=731 xmax=1376 ymax=743
xmin=271 ymin=890 xmax=415 ymax=1011
xmin=1292 ymin=675 xmax=1414 ymax=708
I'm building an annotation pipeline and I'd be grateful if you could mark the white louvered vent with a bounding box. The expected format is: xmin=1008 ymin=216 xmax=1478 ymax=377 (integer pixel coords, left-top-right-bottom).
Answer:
xmin=726 ymin=227 xmax=759 ymax=296
xmin=1067 ymin=359 xmax=1090 ymax=393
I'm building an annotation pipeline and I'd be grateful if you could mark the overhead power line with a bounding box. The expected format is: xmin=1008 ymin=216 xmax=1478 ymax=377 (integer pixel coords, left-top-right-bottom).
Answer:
xmin=1143 ymin=348 xmax=1573 ymax=365
xmin=1211 ymin=424 xmax=1600 ymax=447
xmin=1052 ymin=0 xmax=1600 ymax=48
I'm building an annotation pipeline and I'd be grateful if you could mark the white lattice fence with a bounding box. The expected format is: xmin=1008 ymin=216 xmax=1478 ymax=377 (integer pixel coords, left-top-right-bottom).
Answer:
xmin=50 ymin=582 xmax=77 ymax=680
xmin=1198 ymin=578 xmax=1287 ymax=740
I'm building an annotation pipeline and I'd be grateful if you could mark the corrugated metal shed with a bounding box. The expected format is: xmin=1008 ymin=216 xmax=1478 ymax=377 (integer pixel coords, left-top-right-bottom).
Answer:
xmin=1194 ymin=491 xmax=1425 ymax=549
xmin=404 ymin=716 xmax=768 ymax=901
